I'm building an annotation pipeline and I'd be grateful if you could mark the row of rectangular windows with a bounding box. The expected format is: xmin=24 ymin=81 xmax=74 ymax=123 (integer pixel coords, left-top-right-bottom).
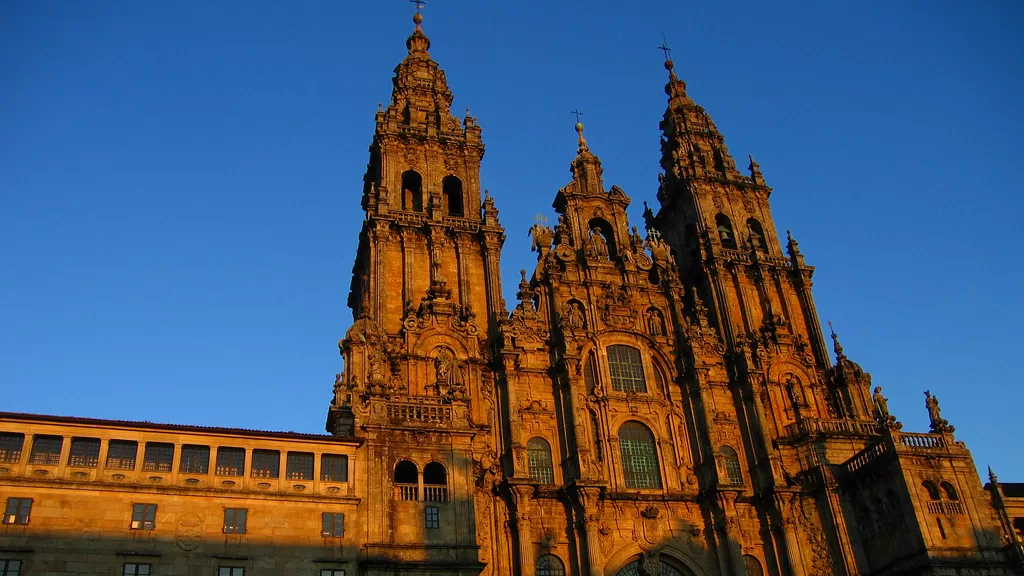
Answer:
xmin=4 ymin=498 xmax=347 ymax=537
xmin=0 ymin=562 xmax=345 ymax=576
xmin=0 ymin=433 xmax=348 ymax=481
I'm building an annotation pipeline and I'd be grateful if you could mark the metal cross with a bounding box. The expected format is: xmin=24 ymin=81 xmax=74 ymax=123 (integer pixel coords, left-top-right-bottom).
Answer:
xmin=658 ymin=41 xmax=672 ymax=61
xmin=533 ymin=213 xmax=549 ymax=227
xmin=410 ymin=0 xmax=426 ymax=11
xmin=570 ymin=109 xmax=583 ymax=123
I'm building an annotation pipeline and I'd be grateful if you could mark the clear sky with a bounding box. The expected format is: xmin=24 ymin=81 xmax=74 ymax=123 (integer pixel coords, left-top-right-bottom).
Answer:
xmin=3 ymin=2 xmax=1022 ymax=480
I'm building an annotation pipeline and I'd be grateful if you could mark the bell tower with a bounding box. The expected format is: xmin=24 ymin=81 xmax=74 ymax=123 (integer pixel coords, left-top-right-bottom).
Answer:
xmin=326 ymin=8 xmax=505 ymax=575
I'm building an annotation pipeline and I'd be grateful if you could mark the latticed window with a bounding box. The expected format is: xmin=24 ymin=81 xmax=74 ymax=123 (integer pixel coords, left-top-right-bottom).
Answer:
xmin=584 ymin=353 xmax=598 ymax=391
xmin=106 ymin=440 xmax=138 ymax=470
xmin=122 ymin=564 xmax=151 ymax=576
xmin=251 ymin=450 xmax=280 ymax=479
xmin=321 ymin=454 xmax=348 ymax=482
xmin=618 ymin=422 xmax=661 ymax=489
xmin=68 ymin=437 xmax=100 ymax=467
xmin=527 ymin=437 xmax=554 ymax=485
xmin=180 ymin=445 xmax=210 ymax=474
xmin=615 ymin=558 xmax=689 ymax=576
xmin=721 ymin=446 xmax=742 ymax=485
xmin=142 ymin=442 xmax=173 ymax=472
xmin=322 ymin=512 xmax=344 ymax=537
xmin=287 ymin=452 xmax=314 ymax=480
xmin=1 ymin=561 xmax=22 ymax=576
xmin=218 ymin=568 xmax=244 ymax=576
xmin=216 ymin=447 xmax=245 ymax=476
xmin=537 ymin=554 xmax=566 ymax=576
xmin=743 ymin=555 xmax=764 ymax=576
xmin=223 ymin=508 xmax=247 ymax=534
xmin=0 ymin=433 xmax=24 ymax=463
xmin=130 ymin=503 xmax=156 ymax=530
xmin=425 ymin=505 xmax=439 ymax=529
xmin=29 ymin=435 xmax=62 ymax=465
xmin=607 ymin=345 xmax=647 ymax=393
xmin=3 ymin=498 xmax=31 ymax=525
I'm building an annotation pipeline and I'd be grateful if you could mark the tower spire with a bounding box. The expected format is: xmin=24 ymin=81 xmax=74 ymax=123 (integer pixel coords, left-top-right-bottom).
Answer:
xmin=571 ymin=109 xmax=588 ymax=152
xmin=406 ymin=0 xmax=430 ymax=54
xmin=828 ymin=322 xmax=847 ymax=361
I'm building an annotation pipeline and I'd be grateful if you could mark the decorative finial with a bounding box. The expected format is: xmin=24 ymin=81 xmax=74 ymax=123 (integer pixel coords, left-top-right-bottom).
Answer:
xmin=748 ymin=154 xmax=763 ymax=184
xmin=989 ymin=466 xmax=998 ymax=484
xmin=658 ymin=37 xmax=677 ymax=80
xmin=828 ymin=321 xmax=846 ymax=361
xmin=411 ymin=0 xmax=425 ymax=28
xmin=570 ymin=109 xmax=587 ymax=150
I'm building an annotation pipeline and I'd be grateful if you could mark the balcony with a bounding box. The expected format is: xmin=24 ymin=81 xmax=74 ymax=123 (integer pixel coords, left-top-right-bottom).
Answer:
xmin=926 ymin=499 xmax=964 ymax=516
xmin=384 ymin=399 xmax=452 ymax=425
xmin=784 ymin=418 xmax=880 ymax=439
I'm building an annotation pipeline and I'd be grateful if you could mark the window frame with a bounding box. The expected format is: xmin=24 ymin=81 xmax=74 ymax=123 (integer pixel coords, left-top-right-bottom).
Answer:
xmin=130 ymin=503 xmax=157 ymax=530
xmin=122 ymin=563 xmax=152 ymax=576
xmin=29 ymin=435 xmax=62 ymax=465
xmin=67 ymin=437 xmax=101 ymax=468
xmin=536 ymin=554 xmax=567 ymax=576
xmin=526 ymin=437 xmax=555 ymax=485
xmin=321 ymin=512 xmax=345 ymax=537
xmin=0 ymin=433 xmax=25 ymax=464
xmin=607 ymin=345 xmax=648 ymax=393
xmin=286 ymin=451 xmax=314 ymax=481
xmin=250 ymin=449 xmax=280 ymax=479
xmin=215 ymin=446 xmax=245 ymax=476
xmin=0 ymin=560 xmax=22 ymax=576
xmin=218 ymin=568 xmax=244 ymax=576
xmin=3 ymin=498 xmax=32 ymax=525
xmin=320 ymin=454 xmax=348 ymax=482
xmin=106 ymin=440 xmax=139 ymax=470
xmin=425 ymin=505 xmax=440 ymax=529
xmin=180 ymin=444 xmax=210 ymax=474
xmin=319 ymin=571 xmax=345 ymax=576
xmin=223 ymin=507 xmax=247 ymax=534
xmin=618 ymin=422 xmax=663 ymax=490
xmin=141 ymin=442 xmax=174 ymax=473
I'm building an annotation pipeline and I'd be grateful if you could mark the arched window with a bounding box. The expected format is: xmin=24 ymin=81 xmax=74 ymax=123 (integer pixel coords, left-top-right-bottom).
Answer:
xmin=423 ymin=462 xmax=448 ymax=502
xmin=743 ymin=555 xmax=764 ymax=576
xmin=536 ymin=554 xmax=566 ymax=576
xmin=721 ymin=446 xmax=743 ymax=485
xmin=527 ymin=437 xmax=554 ymax=485
xmin=394 ymin=460 xmax=418 ymax=501
xmin=746 ymin=218 xmax=766 ymax=251
xmin=442 ymin=175 xmax=464 ymax=216
xmin=922 ymin=480 xmax=940 ymax=500
xmin=715 ymin=213 xmax=736 ymax=249
xmin=941 ymin=481 xmax=959 ymax=501
xmin=583 ymin=353 xmax=598 ymax=393
xmin=608 ymin=345 xmax=647 ymax=393
xmin=618 ymin=422 xmax=661 ymax=489
xmin=616 ymin=557 xmax=692 ymax=576
xmin=402 ymin=170 xmax=423 ymax=212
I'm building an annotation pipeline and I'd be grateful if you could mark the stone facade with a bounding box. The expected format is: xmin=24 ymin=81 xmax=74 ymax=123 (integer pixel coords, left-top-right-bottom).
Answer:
xmin=2 ymin=9 xmax=1022 ymax=576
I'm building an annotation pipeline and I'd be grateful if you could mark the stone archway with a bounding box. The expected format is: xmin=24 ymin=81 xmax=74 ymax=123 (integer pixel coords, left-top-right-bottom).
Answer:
xmin=614 ymin=556 xmax=696 ymax=576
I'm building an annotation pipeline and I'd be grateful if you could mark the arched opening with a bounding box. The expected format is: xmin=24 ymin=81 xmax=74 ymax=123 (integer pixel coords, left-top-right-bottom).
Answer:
xmin=423 ymin=462 xmax=448 ymax=502
xmin=715 ymin=213 xmax=736 ymax=249
xmin=536 ymin=554 xmax=566 ymax=576
xmin=941 ymin=481 xmax=959 ymax=501
xmin=394 ymin=460 xmax=418 ymax=501
xmin=721 ymin=445 xmax=743 ymax=485
xmin=526 ymin=437 xmax=554 ymax=485
xmin=615 ymin=556 xmax=695 ymax=576
xmin=442 ymin=175 xmax=464 ymax=216
xmin=587 ymin=217 xmax=617 ymax=260
xmin=583 ymin=352 xmax=598 ymax=393
xmin=746 ymin=218 xmax=766 ymax=251
xmin=618 ymin=421 xmax=661 ymax=489
xmin=743 ymin=555 xmax=764 ymax=576
xmin=922 ymin=480 xmax=940 ymax=500
xmin=607 ymin=345 xmax=647 ymax=393
xmin=401 ymin=170 xmax=423 ymax=212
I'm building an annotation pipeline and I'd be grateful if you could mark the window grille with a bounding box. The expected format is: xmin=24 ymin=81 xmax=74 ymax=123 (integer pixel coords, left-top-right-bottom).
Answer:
xmin=721 ymin=446 xmax=743 ymax=485
xmin=223 ymin=508 xmax=247 ymax=534
xmin=527 ymin=438 xmax=555 ymax=485
xmin=0 ymin=433 xmax=24 ymax=464
xmin=0 ymin=560 xmax=22 ymax=576
xmin=321 ymin=512 xmax=344 ymax=537
xmin=68 ymin=437 xmax=100 ymax=467
xmin=607 ymin=345 xmax=647 ymax=393
xmin=106 ymin=440 xmax=138 ymax=470
xmin=130 ymin=503 xmax=157 ymax=530
xmin=29 ymin=435 xmax=62 ymax=465
xmin=425 ymin=505 xmax=439 ymax=529
xmin=321 ymin=454 xmax=348 ymax=482
xmin=536 ymin=554 xmax=566 ymax=576
xmin=218 ymin=568 xmax=244 ymax=576
xmin=618 ymin=422 xmax=662 ymax=489
xmin=286 ymin=452 xmax=314 ymax=480
xmin=3 ymin=498 xmax=31 ymax=525
xmin=122 ymin=563 xmax=151 ymax=576
xmin=216 ymin=447 xmax=245 ymax=476
xmin=743 ymin=555 xmax=764 ymax=576
xmin=251 ymin=450 xmax=279 ymax=479
xmin=142 ymin=443 xmax=173 ymax=472
xmin=180 ymin=445 xmax=210 ymax=474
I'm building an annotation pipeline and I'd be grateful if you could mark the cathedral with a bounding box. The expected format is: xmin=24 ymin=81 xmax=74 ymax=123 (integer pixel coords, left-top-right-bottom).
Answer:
xmin=1 ymin=8 xmax=1022 ymax=576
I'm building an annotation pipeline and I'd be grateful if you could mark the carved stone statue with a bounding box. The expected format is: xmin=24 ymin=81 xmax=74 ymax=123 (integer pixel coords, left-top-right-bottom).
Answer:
xmin=924 ymin=390 xmax=954 ymax=433
xmin=333 ymin=373 xmax=345 ymax=406
xmin=563 ymin=302 xmax=585 ymax=330
xmin=588 ymin=227 xmax=609 ymax=260
xmin=435 ymin=348 xmax=464 ymax=393
xmin=629 ymin=226 xmax=644 ymax=253
xmin=646 ymin=308 xmax=664 ymax=337
xmin=367 ymin=347 xmax=388 ymax=393
xmin=873 ymin=386 xmax=890 ymax=419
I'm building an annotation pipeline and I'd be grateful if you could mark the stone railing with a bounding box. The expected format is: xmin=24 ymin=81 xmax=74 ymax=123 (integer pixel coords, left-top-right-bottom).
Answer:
xmin=424 ymin=485 xmax=449 ymax=502
xmin=926 ymin=500 xmax=965 ymax=516
xmin=893 ymin=431 xmax=947 ymax=450
xmin=844 ymin=441 xmax=888 ymax=474
xmin=784 ymin=418 xmax=880 ymax=438
xmin=395 ymin=483 xmax=419 ymax=501
xmin=385 ymin=399 xmax=452 ymax=425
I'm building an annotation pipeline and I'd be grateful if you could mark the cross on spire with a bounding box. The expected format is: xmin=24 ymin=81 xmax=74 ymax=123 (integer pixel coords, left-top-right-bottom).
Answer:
xmin=410 ymin=0 xmax=425 ymax=10
xmin=658 ymin=40 xmax=672 ymax=61
xmin=570 ymin=109 xmax=583 ymax=124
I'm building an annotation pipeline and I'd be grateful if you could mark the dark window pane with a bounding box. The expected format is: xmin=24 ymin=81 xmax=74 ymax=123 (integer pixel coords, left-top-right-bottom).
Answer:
xmin=224 ymin=508 xmax=247 ymax=534
xmin=618 ymin=422 xmax=662 ymax=489
xmin=321 ymin=454 xmax=348 ymax=482
xmin=0 ymin=433 xmax=25 ymax=464
xmin=286 ymin=452 xmax=314 ymax=480
xmin=68 ymin=437 xmax=101 ymax=468
xmin=321 ymin=512 xmax=344 ymax=537
xmin=216 ymin=447 xmax=245 ymax=476
xmin=527 ymin=438 xmax=555 ymax=485
xmin=142 ymin=443 xmax=174 ymax=472
xmin=537 ymin=554 xmax=567 ymax=576
xmin=425 ymin=505 xmax=439 ymax=529
xmin=607 ymin=345 xmax=647 ymax=393
xmin=106 ymin=440 xmax=138 ymax=470
xmin=2 ymin=560 xmax=22 ymax=576
xmin=3 ymin=498 xmax=32 ymax=525
xmin=130 ymin=503 xmax=156 ymax=530
xmin=180 ymin=445 xmax=210 ymax=474
xmin=251 ymin=450 xmax=279 ymax=479
xmin=29 ymin=435 xmax=63 ymax=465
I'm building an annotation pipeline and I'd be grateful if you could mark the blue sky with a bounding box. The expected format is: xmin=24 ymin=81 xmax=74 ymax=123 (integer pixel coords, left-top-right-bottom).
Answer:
xmin=2 ymin=2 xmax=1022 ymax=480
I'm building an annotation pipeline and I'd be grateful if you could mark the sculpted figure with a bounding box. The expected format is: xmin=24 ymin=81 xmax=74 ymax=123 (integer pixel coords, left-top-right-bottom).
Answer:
xmin=646 ymin=308 xmax=664 ymax=336
xmin=924 ymin=390 xmax=953 ymax=432
xmin=563 ymin=302 xmax=585 ymax=330
xmin=588 ymin=227 xmax=609 ymax=260
xmin=435 ymin=348 xmax=464 ymax=390
xmin=873 ymin=386 xmax=890 ymax=419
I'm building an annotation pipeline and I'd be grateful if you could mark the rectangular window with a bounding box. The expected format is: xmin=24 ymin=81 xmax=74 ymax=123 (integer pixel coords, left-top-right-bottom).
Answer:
xmin=607 ymin=345 xmax=648 ymax=393
xmin=425 ymin=505 xmax=439 ymax=529
xmin=0 ymin=433 xmax=25 ymax=463
xmin=286 ymin=452 xmax=314 ymax=480
xmin=3 ymin=498 xmax=31 ymax=525
xmin=122 ymin=563 xmax=151 ymax=576
xmin=218 ymin=568 xmax=244 ymax=576
xmin=320 ymin=454 xmax=348 ymax=482
xmin=142 ymin=442 xmax=174 ymax=472
xmin=250 ymin=449 xmax=279 ymax=479
xmin=216 ymin=447 xmax=245 ymax=476
xmin=320 ymin=571 xmax=345 ymax=576
xmin=29 ymin=435 xmax=62 ymax=465
xmin=223 ymin=508 xmax=247 ymax=534
xmin=130 ymin=503 xmax=157 ymax=530
xmin=106 ymin=440 xmax=138 ymax=470
xmin=180 ymin=445 xmax=210 ymax=474
xmin=0 ymin=560 xmax=22 ymax=576
xmin=321 ymin=512 xmax=344 ymax=537
xmin=68 ymin=437 xmax=101 ymax=468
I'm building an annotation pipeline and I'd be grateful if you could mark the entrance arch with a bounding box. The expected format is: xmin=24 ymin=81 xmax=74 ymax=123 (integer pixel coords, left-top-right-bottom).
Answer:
xmin=613 ymin=554 xmax=699 ymax=576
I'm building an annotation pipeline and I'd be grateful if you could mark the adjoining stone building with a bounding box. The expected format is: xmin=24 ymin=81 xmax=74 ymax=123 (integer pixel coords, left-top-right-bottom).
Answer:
xmin=2 ymin=9 xmax=1021 ymax=576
